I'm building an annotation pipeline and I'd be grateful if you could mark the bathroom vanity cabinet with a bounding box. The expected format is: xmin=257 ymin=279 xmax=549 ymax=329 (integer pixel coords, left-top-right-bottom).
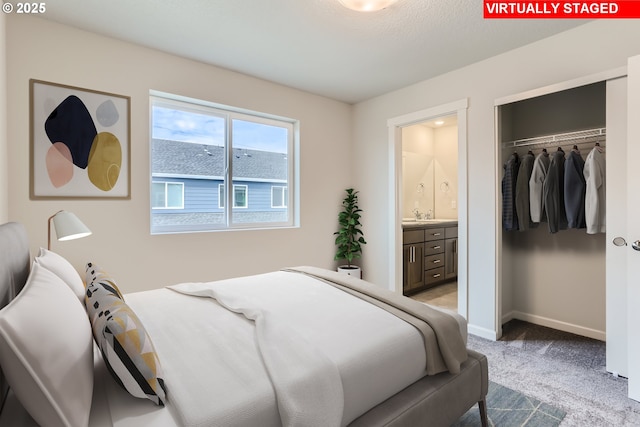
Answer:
xmin=402 ymin=221 xmax=458 ymax=295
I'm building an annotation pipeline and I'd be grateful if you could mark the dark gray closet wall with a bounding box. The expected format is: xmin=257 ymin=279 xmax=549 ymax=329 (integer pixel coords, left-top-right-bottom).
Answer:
xmin=501 ymin=81 xmax=605 ymax=142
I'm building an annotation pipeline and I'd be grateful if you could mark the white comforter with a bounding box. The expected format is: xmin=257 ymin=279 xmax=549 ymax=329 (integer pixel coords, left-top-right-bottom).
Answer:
xmin=124 ymin=270 xmax=430 ymax=427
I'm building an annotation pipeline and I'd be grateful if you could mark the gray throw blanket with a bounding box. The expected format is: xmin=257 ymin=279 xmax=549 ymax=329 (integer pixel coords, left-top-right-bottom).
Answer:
xmin=283 ymin=266 xmax=468 ymax=375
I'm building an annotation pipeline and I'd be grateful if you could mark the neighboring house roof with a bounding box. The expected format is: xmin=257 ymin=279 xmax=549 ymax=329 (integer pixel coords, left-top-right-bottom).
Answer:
xmin=152 ymin=138 xmax=288 ymax=181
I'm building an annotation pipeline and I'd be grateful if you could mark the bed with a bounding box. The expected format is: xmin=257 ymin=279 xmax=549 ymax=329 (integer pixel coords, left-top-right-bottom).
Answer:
xmin=0 ymin=221 xmax=488 ymax=427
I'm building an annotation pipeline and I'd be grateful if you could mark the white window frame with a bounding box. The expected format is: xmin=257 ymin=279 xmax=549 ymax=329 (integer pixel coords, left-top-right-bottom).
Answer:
xmin=152 ymin=181 xmax=184 ymax=209
xmin=271 ymin=186 xmax=288 ymax=208
xmin=150 ymin=91 xmax=299 ymax=234
xmin=219 ymin=184 xmax=249 ymax=209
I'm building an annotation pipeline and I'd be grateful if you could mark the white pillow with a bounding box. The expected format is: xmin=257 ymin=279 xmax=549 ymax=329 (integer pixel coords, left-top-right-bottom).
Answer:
xmin=35 ymin=247 xmax=85 ymax=304
xmin=0 ymin=262 xmax=94 ymax=427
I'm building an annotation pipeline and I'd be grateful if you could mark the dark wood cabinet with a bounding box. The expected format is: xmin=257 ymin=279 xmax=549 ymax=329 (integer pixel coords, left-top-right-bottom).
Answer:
xmin=402 ymin=229 xmax=424 ymax=293
xmin=402 ymin=222 xmax=457 ymax=295
xmin=444 ymin=226 xmax=458 ymax=280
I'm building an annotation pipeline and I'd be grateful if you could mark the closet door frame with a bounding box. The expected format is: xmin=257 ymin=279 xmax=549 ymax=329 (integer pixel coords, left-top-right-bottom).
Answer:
xmin=493 ymin=66 xmax=627 ymax=341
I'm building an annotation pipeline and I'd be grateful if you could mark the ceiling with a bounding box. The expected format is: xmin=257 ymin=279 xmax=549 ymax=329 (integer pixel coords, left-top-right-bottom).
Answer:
xmin=39 ymin=0 xmax=588 ymax=104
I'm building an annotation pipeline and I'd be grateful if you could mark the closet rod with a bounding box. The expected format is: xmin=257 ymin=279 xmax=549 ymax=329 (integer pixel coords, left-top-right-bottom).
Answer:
xmin=501 ymin=127 xmax=606 ymax=149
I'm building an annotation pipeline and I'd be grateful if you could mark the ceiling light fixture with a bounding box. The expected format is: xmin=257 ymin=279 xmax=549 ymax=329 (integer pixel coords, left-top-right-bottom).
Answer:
xmin=338 ymin=0 xmax=399 ymax=12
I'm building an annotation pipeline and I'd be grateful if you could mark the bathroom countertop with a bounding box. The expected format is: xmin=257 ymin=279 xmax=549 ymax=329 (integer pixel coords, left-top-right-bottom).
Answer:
xmin=401 ymin=219 xmax=458 ymax=229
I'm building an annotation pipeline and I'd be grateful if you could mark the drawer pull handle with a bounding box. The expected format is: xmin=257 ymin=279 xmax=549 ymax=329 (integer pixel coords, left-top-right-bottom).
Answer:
xmin=432 ymin=246 xmax=441 ymax=250
xmin=433 ymin=260 xmax=441 ymax=264
xmin=433 ymin=233 xmax=441 ymax=236
xmin=432 ymin=273 xmax=441 ymax=278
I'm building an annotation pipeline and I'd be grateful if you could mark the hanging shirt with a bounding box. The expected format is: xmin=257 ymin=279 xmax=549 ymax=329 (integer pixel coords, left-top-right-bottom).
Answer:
xmin=502 ymin=153 xmax=520 ymax=231
xmin=515 ymin=152 xmax=535 ymax=231
xmin=529 ymin=151 xmax=550 ymax=223
xmin=584 ymin=146 xmax=606 ymax=234
xmin=543 ymin=149 xmax=568 ymax=234
xmin=564 ymin=148 xmax=586 ymax=229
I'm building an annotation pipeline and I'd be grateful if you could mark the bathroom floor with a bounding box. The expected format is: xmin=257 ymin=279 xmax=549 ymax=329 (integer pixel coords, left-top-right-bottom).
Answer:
xmin=410 ymin=281 xmax=457 ymax=311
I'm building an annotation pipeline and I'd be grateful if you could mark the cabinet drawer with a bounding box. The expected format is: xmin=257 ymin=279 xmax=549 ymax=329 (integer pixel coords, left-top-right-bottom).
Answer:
xmin=445 ymin=226 xmax=458 ymax=239
xmin=424 ymin=228 xmax=445 ymax=241
xmin=403 ymin=229 xmax=424 ymax=245
xmin=425 ymin=254 xmax=445 ymax=270
xmin=425 ymin=267 xmax=445 ymax=285
xmin=424 ymin=240 xmax=444 ymax=255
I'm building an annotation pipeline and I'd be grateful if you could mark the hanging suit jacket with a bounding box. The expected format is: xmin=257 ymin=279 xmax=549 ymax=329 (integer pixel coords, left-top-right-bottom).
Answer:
xmin=584 ymin=146 xmax=606 ymax=234
xmin=502 ymin=153 xmax=520 ymax=231
xmin=515 ymin=152 xmax=535 ymax=231
xmin=543 ymin=149 xmax=567 ymax=233
xmin=529 ymin=151 xmax=550 ymax=223
xmin=564 ymin=148 xmax=586 ymax=229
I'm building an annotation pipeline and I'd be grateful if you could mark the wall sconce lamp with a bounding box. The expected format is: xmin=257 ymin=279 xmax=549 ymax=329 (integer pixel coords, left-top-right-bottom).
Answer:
xmin=338 ymin=0 xmax=399 ymax=12
xmin=48 ymin=210 xmax=92 ymax=250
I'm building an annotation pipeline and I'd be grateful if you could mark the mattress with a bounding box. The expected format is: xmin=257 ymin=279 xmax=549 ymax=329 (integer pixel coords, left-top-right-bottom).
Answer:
xmin=121 ymin=270 xmax=435 ymax=426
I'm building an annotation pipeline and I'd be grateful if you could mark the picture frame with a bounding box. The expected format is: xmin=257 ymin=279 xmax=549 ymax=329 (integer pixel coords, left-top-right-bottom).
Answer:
xmin=30 ymin=79 xmax=131 ymax=199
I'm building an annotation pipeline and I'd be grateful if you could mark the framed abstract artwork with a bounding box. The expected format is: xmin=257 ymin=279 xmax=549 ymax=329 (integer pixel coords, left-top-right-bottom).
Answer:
xmin=30 ymin=79 xmax=131 ymax=199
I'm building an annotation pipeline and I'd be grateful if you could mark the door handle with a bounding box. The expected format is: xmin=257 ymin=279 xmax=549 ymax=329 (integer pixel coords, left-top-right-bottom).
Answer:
xmin=611 ymin=237 xmax=640 ymax=251
xmin=613 ymin=237 xmax=627 ymax=246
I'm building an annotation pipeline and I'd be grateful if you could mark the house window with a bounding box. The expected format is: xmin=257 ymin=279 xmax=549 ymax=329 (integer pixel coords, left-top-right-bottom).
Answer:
xmin=150 ymin=92 xmax=297 ymax=233
xmin=152 ymin=182 xmax=184 ymax=209
xmin=271 ymin=186 xmax=288 ymax=208
xmin=219 ymin=184 xmax=248 ymax=208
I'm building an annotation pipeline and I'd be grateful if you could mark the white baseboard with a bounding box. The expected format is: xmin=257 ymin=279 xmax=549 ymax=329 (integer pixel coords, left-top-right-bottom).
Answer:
xmin=468 ymin=323 xmax=498 ymax=341
xmin=503 ymin=310 xmax=605 ymax=341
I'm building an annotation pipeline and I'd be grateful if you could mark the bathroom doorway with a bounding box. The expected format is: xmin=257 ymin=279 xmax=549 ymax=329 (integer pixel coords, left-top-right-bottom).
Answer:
xmin=388 ymin=99 xmax=468 ymax=318
xmin=402 ymin=115 xmax=459 ymax=311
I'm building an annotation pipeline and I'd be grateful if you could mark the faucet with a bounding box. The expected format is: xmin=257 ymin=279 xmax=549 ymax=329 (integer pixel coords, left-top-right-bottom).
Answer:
xmin=412 ymin=208 xmax=422 ymax=220
xmin=426 ymin=209 xmax=433 ymax=220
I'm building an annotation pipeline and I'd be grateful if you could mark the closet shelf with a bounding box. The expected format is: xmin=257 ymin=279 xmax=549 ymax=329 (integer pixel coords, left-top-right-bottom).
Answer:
xmin=501 ymin=127 xmax=606 ymax=149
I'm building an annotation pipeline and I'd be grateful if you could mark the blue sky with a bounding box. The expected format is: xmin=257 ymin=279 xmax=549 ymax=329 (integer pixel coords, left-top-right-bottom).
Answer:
xmin=152 ymin=106 xmax=288 ymax=153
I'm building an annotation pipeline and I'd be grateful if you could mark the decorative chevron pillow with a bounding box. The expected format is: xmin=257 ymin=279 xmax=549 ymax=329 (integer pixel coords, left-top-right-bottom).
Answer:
xmin=85 ymin=264 xmax=166 ymax=406
xmin=85 ymin=262 xmax=124 ymax=299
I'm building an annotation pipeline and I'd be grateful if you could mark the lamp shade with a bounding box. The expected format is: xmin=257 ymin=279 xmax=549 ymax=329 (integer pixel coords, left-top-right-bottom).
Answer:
xmin=338 ymin=0 xmax=398 ymax=12
xmin=49 ymin=211 xmax=92 ymax=249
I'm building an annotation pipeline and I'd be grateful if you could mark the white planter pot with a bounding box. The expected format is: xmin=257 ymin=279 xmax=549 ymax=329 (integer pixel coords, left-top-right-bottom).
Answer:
xmin=337 ymin=265 xmax=361 ymax=279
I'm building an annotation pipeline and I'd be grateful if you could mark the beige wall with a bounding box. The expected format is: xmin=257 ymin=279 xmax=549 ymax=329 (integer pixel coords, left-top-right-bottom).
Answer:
xmin=433 ymin=125 xmax=457 ymax=220
xmin=401 ymin=124 xmax=457 ymax=220
xmin=6 ymin=16 xmax=352 ymax=292
xmin=401 ymin=124 xmax=434 ymax=218
xmin=353 ymin=20 xmax=640 ymax=337
xmin=0 ymin=13 xmax=7 ymax=223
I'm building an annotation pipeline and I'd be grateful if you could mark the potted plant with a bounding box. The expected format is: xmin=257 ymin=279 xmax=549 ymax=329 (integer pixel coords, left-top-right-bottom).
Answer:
xmin=334 ymin=188 xmax=367 ymax=278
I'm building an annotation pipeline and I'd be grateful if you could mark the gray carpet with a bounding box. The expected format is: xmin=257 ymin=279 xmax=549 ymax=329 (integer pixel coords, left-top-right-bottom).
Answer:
xmin=455 ymin=381 xmax=565 ymax=426
xmin=465 ymin=320 xmax=640 ymax=426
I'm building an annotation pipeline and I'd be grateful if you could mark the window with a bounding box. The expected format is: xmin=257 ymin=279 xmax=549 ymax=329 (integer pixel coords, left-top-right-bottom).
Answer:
xmin=219 ymin=184 xmax=248 ymax=208
xmin=152 ymin=182 xmax=184 ymax=209
xmin=150 ymin=92 xmax=297 ymax=233
xmin=271 ymin=186 xmax=288 ymax=208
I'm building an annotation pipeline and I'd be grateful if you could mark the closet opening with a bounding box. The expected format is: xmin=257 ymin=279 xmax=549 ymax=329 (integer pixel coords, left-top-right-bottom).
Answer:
xmin=497 ymin=81 xmax=607 ymax=341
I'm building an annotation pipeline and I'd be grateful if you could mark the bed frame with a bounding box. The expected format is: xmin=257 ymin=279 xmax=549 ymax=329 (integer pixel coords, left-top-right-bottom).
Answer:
xmin=0 ymin=221 xmax=488 ymax=426
xmin=0 ymin=222 xmax=30 ymax=414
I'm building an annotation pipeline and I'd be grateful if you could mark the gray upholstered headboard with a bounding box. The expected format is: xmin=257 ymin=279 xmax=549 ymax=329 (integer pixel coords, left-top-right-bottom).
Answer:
xmin=0 ymin=222 xmax=31 ymax=413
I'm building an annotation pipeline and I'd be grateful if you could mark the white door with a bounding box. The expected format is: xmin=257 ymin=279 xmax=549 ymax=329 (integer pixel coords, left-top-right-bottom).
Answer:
xmin=606 ymin=76 xmax=627 ymax=378
xmin=626 ymin=54 xmax=640 ymax=402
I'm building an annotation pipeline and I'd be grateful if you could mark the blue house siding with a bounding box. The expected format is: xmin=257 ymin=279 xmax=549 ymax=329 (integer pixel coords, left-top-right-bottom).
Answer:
xmin=152 ymin=139 xmax=289 ymax=232
xmin=152 ymin=176 xmax=287 ymax=229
